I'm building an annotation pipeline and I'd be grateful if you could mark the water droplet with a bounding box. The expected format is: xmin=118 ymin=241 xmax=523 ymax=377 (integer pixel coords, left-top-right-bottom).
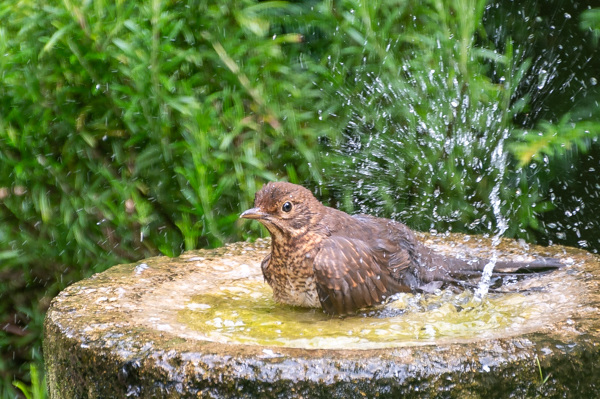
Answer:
xmin=135 ymin=263 xmax=149 ymax=275
xmin=537 ymin=69 xmax=549 ymax=90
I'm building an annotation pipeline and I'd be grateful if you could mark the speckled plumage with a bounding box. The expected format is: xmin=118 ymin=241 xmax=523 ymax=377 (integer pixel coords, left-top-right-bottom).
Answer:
xmin=241 ymin=182 xmax=562 ymax=315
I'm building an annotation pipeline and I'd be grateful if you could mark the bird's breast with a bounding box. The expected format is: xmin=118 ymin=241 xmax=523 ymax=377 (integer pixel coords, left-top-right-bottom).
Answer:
xmin=263 ymin=233 xmax=324 ymax=308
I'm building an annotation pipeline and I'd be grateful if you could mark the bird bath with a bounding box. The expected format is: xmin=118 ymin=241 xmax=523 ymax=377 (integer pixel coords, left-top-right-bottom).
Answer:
xmin=44 ymin=234 xmax=600 ymax=397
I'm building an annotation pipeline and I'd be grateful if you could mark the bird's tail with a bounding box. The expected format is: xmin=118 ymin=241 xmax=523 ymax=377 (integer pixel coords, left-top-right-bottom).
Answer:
xmin=448 ymin=256 xmax=563 ymax=278
xmin=417 ymin=252 xmax=564 ymax=291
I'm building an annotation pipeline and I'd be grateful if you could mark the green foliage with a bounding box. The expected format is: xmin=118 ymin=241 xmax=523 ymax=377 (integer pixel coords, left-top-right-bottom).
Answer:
xmin=509 ymin=7 xmax=600 ymax=168
xmin=0 ymin=0 xmax=328 ymax=393
xmin=581 ymin=8 xmax=600 ymax=45
xmin=511 ymin=115 xmax=600 ymax=167
xmin=12 ymin=363 xmax=46 ymax=399
xmin=535 ymin=355 xmax=551 ymax=386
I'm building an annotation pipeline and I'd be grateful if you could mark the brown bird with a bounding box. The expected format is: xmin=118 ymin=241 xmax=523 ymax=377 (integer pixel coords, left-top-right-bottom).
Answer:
xmin=240 ymin=182 xmax=561 ymax=315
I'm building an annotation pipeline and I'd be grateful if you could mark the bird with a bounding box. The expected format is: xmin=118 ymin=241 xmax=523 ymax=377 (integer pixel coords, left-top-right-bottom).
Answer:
xmin=240 ymin=182 xmax=562 ymax=316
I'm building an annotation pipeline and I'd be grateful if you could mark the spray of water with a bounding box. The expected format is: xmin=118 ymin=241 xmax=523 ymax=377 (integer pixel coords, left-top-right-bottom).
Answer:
xmin=316 ymin=0 xmax=577 ymax=301
xmin=474 ymin=131 xmax=510 ymax=301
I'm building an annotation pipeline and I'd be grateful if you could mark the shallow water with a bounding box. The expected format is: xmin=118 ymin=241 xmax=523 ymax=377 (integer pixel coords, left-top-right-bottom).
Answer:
xmin=178 ymin=258 xmax=580 ymax=349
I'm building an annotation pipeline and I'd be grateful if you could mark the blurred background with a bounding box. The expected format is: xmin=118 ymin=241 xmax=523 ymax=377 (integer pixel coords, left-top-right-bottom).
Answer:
xmin=1 ymin=0 xmax=599 ymax=396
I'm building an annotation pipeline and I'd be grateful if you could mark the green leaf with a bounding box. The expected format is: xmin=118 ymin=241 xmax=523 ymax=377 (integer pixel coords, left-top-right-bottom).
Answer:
xmin=40 ymin=25 xmax=70 ymax=57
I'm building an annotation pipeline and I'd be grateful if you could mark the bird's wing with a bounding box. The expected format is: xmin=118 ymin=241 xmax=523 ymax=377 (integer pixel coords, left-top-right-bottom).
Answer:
xmin=312 ymin=236 xmax=411 ymax=315
xmin=346 ymin=214 xmax=417 ymax=278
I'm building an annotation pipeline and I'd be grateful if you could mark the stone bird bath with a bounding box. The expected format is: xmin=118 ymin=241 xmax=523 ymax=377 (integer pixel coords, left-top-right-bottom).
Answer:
xmin=44 ymin=234 xmax=600 ymax=397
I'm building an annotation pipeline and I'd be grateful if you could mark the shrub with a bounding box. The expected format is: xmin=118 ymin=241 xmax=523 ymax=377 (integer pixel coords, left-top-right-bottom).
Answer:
xmin=0 ymin=0 xmax=329 ymax=391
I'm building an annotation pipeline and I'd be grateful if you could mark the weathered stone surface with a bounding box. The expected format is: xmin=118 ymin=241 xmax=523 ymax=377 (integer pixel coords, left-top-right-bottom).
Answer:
xmin=44 ymin=235 xmax=600 ymax=398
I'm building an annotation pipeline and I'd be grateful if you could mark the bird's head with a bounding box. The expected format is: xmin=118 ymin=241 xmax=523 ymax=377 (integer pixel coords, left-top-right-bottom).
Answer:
xmin=240 ymin=182 xmax=324 ymax=240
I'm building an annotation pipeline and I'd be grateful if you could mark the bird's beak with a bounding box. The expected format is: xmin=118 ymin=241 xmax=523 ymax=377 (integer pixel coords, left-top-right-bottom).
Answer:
xmin=240 ymin=207 xmax=267 ymax=220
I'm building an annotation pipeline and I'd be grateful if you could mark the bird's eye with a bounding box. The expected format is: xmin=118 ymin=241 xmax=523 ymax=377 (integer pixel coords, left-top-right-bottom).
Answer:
xmin=281 ymin=202 xmax=293 ymax=212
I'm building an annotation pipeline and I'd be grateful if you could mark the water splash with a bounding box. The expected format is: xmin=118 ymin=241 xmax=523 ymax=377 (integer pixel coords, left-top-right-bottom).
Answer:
xmin=474 ymin=133 xmax=510 ymax=301
xmin=316 ymin=1 xmax=600 ymax=302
